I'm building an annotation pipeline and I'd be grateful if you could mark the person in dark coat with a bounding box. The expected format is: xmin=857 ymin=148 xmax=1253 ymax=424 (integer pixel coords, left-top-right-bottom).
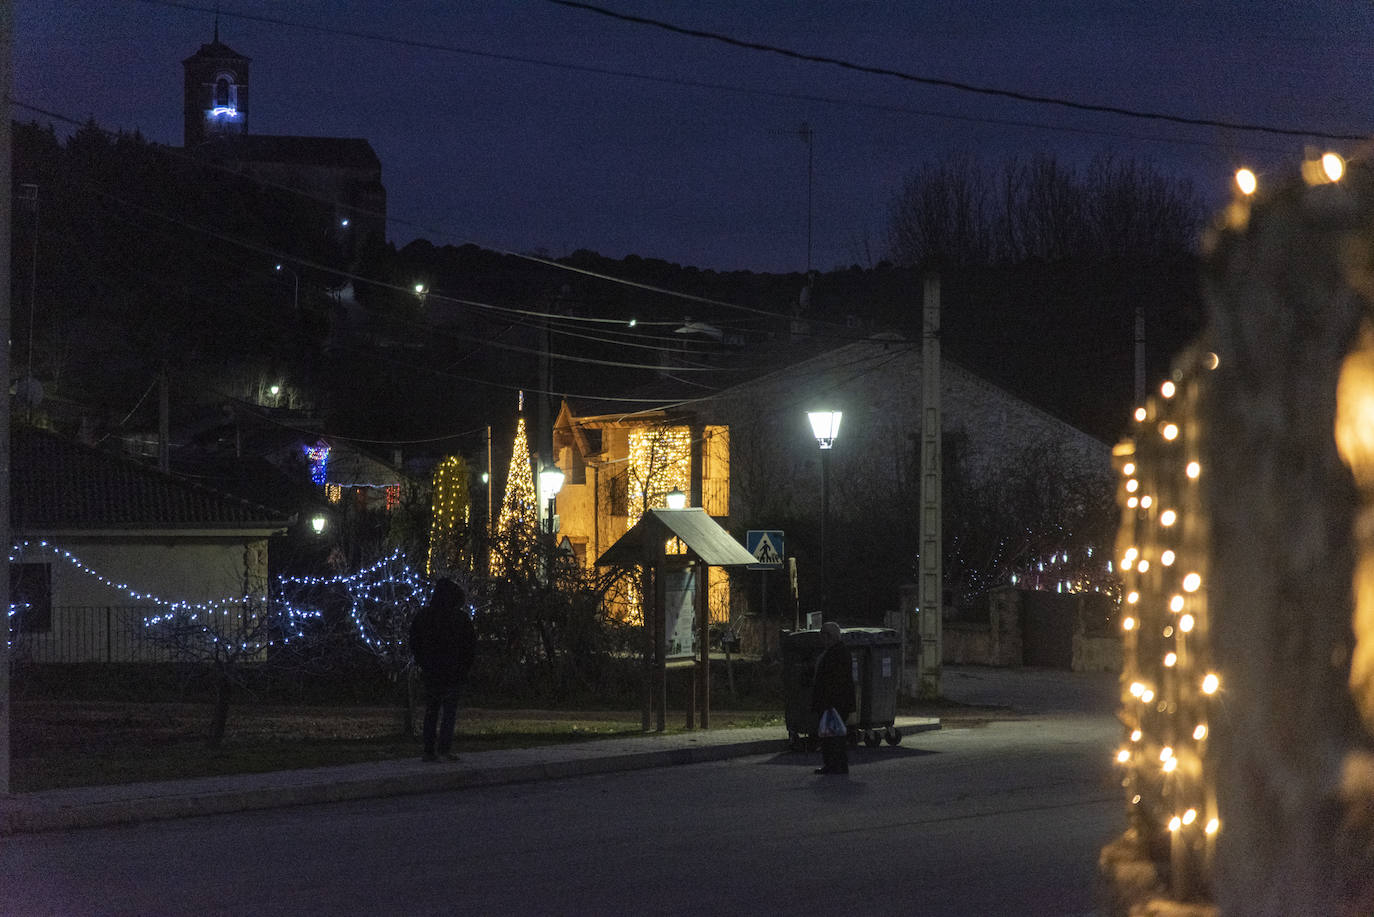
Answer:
xmin=810 ymin=620 xmax=855 ymax=775
xmin=409 ymin=578 xmax=477 ymax=761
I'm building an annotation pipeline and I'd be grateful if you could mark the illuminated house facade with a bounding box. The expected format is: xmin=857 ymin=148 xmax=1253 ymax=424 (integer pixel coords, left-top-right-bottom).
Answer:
xmin=552 ymin=401 xmax=732 ymax=622
xmin=552 ymin=332 xmax=1112 ymax=628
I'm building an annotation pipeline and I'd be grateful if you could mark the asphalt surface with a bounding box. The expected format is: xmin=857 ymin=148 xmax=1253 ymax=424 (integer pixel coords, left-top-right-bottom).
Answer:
xmin=0 ymin=665 xmax=1118 ymax=836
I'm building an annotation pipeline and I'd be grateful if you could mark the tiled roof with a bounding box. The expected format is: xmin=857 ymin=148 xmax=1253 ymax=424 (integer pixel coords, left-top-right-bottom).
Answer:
xmin=182 ymin=40 xmax=249 ymax=63
xmin=10 ymin=428 xmax=292 ymax=533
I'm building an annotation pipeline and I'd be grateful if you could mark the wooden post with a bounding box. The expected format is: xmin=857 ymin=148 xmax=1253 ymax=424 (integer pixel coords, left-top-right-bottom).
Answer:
xmin=697 ymin=558 xmax=710 ymax=729
xmin=641 ymin=561 xmax=652 ymax=732
xmin=654 ymin=544 xmax=667 ymax=732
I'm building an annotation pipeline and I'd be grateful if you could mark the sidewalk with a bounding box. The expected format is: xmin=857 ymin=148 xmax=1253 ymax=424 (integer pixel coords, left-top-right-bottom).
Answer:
xmin=0 ymin=716 xmax=940 ymax=836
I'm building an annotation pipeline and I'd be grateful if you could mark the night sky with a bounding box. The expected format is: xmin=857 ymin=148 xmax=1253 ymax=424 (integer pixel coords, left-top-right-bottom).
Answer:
xmin=16 ymin=0 xmax=1374 ymax=273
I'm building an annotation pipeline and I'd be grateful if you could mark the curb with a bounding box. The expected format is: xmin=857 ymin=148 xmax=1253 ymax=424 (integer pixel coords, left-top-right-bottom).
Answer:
xmin=0 ymin=722 xmax=938 ymax=836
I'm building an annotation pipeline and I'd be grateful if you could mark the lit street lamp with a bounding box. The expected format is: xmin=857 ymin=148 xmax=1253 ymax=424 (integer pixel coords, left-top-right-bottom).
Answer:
xmin=275 ymin=263 xmax=298 ymax=311
xmin=665 ymin=487 xmax=688 ymax=509
xmin=539 ymin=466 xmax=565 ymax=535
xmin=807 ymin=410 xmax=843 ymax=618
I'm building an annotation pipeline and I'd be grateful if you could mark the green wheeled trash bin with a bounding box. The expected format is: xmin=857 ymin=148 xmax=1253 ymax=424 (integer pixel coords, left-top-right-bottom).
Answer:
xmin=780 ymin=628 xmax=834 ymax=750
xmin=781 ymin=626 xmax=902 ymax=750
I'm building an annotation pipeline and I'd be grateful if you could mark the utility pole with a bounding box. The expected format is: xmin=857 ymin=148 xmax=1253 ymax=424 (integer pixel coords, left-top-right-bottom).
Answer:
xmin=1134 ymin=305 xmax=1146 ymax=405
xmin=2 ymin=1 xmax=14 ymax=795
xmin=799 ymin=121 xmax=813 ymax=276
xmin=916 ymin=273 xmax=943 ymax=698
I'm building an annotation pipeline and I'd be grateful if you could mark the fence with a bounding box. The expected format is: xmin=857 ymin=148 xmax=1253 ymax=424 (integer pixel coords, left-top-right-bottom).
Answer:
xmin=10 ymin=605 xmax=177 ymax=664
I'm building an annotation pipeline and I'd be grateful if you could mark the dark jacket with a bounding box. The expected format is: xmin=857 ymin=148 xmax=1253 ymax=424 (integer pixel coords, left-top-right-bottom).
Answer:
xmin=409 ymin=581 xmax=477 ymax=687
xmin=810 ymin=640 xmax=855 ymax=718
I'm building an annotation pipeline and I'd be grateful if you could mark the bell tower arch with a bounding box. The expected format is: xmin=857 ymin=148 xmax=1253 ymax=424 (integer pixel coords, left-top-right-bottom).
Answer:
xmin=182 ymin=25 xmax=250 ymax=147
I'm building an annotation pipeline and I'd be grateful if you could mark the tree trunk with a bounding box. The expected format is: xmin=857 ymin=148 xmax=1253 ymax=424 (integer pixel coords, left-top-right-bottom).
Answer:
xmin=208 ymin=669 xmax=231 ymax=748
xmin=401 ymin=669 xmax=419 ymax=737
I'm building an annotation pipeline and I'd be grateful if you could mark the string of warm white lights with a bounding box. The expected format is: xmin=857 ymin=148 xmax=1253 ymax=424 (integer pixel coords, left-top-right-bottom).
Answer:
xmin=1108 ymin=149 xmax=1356 ymax=900
xmin=428 ymin=455 xmax=471 ymax=575
xmin=492 ymin=396 xmax=540 ymax=576
xmin=1113 ymin=345 xmax=1221 ymax=899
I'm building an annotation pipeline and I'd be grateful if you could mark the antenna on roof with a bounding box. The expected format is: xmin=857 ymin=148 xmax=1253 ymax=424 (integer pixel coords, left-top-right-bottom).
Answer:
xmin=213 ymin=3 xmax=220 ymax=43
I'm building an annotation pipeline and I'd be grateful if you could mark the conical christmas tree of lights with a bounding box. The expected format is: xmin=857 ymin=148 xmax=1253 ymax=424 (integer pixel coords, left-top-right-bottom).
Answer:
xmin=493 ymin=392 xmax=539 ymax=575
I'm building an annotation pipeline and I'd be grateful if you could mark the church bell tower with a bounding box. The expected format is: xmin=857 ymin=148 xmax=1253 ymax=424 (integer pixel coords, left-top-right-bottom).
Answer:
xmin=182 ymin=23 xmax=250 ymax=147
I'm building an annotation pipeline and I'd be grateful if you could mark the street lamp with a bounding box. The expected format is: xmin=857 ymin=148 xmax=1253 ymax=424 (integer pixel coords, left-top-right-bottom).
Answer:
xmin=666 ymin=487 xmax=687 ymax=509
xmin=539 ymin=466 xmax=565 ymax=534
xmin=807 ymin=410 xmax=843 ymax=618
xmin=275 ymin=263 xmax=298 ymax=311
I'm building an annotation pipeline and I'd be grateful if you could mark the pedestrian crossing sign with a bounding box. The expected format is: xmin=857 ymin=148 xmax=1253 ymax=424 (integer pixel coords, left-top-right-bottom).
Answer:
xmin=746 ymin=530 xmax=784 ymax=569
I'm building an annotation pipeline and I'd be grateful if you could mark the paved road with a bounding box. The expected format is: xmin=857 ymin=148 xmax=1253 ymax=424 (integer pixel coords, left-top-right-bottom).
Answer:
xmin=1 ymin=671 xmax=1122 ymax=917
xmin=940 ymin=665 xmax=1119 ymax=716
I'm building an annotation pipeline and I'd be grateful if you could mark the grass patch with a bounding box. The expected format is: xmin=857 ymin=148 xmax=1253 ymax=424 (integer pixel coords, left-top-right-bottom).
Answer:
xmin=10 ymin=701 xmax=785 ymax=793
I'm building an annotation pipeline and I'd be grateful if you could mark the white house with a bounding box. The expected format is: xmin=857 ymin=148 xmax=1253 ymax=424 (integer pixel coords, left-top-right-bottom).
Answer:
xmin=9 ymin=428 xmax=292 ymax=663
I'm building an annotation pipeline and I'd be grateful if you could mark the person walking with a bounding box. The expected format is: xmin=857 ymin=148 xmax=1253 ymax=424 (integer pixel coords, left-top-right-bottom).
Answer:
xmin=409 ymin=578 xmax=477 ymax=762
xmin=810 ymin=621 xmax=855 ymax=775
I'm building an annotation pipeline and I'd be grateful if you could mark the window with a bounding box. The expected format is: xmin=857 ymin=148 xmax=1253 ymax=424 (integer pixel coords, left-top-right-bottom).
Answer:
xmin=10 ymin=563 xmax=52 ymax=633
xmin=607 ymin=471 xmax=628 ymax=517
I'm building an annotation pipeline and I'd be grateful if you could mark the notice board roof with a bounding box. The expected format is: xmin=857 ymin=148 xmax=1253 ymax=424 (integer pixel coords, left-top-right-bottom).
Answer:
xmin=595 ymin=508 xmax=757 ymax=568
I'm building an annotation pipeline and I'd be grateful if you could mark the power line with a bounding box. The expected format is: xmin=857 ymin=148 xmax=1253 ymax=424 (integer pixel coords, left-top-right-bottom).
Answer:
xmin=545 ymin=0 xmax=1370 ymax=143
xmin=121 ymin=0 xmax=1339 ymax=157
xmin=12 ymin=97 xmax=872 ymax=341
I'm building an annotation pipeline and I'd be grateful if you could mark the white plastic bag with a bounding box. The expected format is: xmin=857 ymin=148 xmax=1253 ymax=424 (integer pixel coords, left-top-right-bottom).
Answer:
xmin=818 ymin=707 xmax=847 ymax=738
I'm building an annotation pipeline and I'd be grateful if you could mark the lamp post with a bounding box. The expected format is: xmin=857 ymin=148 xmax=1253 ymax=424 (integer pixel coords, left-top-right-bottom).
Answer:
xmin=539 ymin=466 xmax=565 ymax=535
xmin=275 ymin=263 xmax=298 ymax=311
xmin=807 ymin=410 xmax=842 ymax=618
xmin=666 ymin=487 xmax=687 ymax=509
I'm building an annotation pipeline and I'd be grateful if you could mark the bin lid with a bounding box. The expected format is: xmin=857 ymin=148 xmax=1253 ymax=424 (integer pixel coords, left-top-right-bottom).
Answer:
xmin=782 ymin=626 xmax=899 ymax=647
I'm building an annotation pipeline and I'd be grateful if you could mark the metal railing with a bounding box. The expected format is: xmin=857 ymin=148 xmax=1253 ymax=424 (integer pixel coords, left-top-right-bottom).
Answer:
xmin=9 ymin=605 xmax=176 ymax=664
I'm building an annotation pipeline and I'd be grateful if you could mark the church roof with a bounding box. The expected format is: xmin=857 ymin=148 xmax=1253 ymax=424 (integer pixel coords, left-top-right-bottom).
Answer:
xmin=203 ymin=135 xmax=382 ymax=171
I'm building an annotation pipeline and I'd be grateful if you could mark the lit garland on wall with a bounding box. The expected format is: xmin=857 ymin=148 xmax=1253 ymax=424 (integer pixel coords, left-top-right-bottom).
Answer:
xmin=428 ymin=455 xmax=471 ymax=575
xmin=7 ymin=541 xmax=435 ymax=657
xmin=615 ymin=426 xmax=694 ymax=621
xmin=627 ymin=426 xmax=692 ymax=530
xmin=6 ymin=540 xmax=318 ymax=654
xmin=1113 ymin=348 xmax=1221 ymax=899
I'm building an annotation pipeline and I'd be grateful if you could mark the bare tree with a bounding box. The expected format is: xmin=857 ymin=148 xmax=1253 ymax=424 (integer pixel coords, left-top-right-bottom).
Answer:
xmin=144 ymin=599 xmax=317 ymax=747
xmin=888 ymin=151 xmax=1204 ymax=267
xmin=887 ymin=151 xmax=995 ymax=268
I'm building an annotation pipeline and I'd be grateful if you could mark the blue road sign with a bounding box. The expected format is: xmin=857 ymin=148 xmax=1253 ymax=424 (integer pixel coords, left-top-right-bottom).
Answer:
xmin=746 ymin=530 xmax=784 ymax=570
